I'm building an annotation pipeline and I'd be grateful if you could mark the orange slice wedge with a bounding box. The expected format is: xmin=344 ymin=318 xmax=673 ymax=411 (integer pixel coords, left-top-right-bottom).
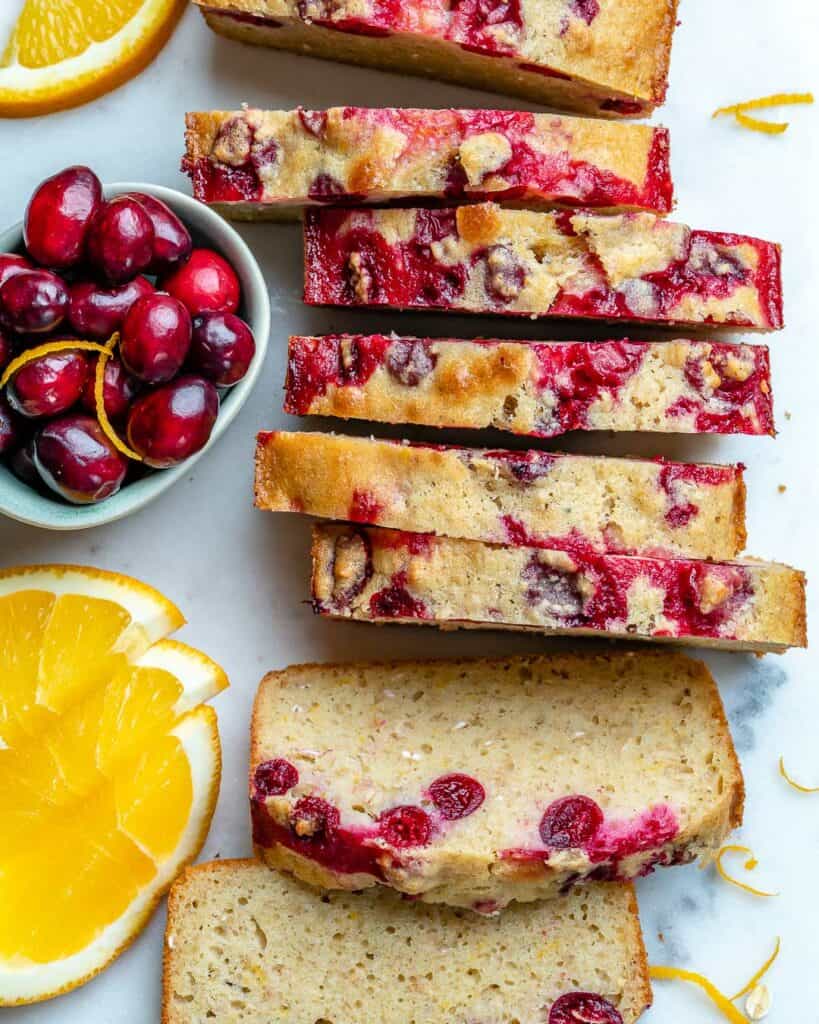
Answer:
xmin=0 ymin=0 xmax=187 ymax=118
xmin=0 ymin=565 xmax=227 ymax=1005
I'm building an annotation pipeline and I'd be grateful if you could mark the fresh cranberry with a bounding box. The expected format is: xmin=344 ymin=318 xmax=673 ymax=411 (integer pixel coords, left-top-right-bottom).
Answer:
xmin=24 ymin=166 xmax=102 ymax=269
xmin=120 ymin=294 xmax=192 ymax=384
xmin=6 ymin=349 xmax=87 ymax=419
xmin=428 ymin=774 xmax=485 ymax=820
xmin=34 ymin=414 xmax=127 ymax=504
xmin=126 ymin=375 xmax=218 ymax=468
xmin=81 ymin=356 xmax=139 ymax=422
xmin=378 ymin=805 xmax=432 ymax=848
xmin=86 ymin=196 xmax=155 ymax=285
xmin=0 ymin=327 xmax=13 ymax=373
xmin=290 ymin=796 xmax=339 ymax=841
xmin=0 ymin=253 xmax=33 ymax=290
xmin=68 ymin=276 xmax=154 ymax=340
xmin=386 ymin=339 xmax=437 ymax=386
xmin=549 ymin=992 xmax=622 ymax=1024
xmin=161 ymin=248 xmax=240 ymax=316
xmin=0 ymin=269 xmax=68 ymax=334
xmin=540 ymin=796 xmax=604 ymax=849
xmin=187 ymin=312 xmax=255 ymax=386
xmin=254 ymin=758 xmax=299 ymax=796
xmin=9 ymin=438 xmax=39 ymax=487
xmin=126 ymin=192 xmax=193 ymax=274
xmin=0 ymin=395 xmax=23 ymax=455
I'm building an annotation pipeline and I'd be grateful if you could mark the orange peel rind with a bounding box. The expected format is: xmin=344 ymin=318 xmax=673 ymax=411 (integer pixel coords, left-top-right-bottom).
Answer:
xmin=715 ymin=844 xmax=778 ymax=898
xmin=93 ymin=334 xmax=143 ymax=462
xmin=712 ymin=92 xmax=814 ymax=134
xmin=779 ymin=756 xmax=819 ymax=792
xmin=0 ymin=339 xmax=109 ymax=390
xmin=649 ymin=966 xmax=746 ymax=1023
xmin=729 ymin=937 xmax=781 ymax=1002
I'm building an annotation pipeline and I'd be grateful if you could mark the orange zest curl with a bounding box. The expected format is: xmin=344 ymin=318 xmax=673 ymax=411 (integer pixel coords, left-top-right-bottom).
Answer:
xmin=729 ymin=937 xmax=781 ymax=1001
xmin=712 ymin=92 xmax=814 ymax=134
xmin=715 ymin=844 xmax=778 ymax=898
xmin=779 ymin=756 xmax=819 ymax=792
xmin=93 ymin=333 xmax=142 ymax=462
xmin=0 ymin=339 xmax=109 ymax=390
xmin=649 ymin=966 xmax=746 ymax=1023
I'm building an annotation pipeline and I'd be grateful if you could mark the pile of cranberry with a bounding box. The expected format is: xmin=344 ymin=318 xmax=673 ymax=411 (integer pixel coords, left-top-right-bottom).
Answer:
xmin=0 ymin=165 xmax=256 ymax=505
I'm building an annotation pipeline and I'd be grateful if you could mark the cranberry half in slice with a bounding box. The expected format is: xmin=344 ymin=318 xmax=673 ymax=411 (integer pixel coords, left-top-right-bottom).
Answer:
xmin=428 ymin=773 xmax=485 ymax=820
xmin=378 ymin=805 xmax=432 ymax=848
xmin=549 ymin=992 xmax=623 ymax=1024
xmin=254 ymin=758 xmax=299 ymax=797
xmin=539 ymin=795 xmax=604 ymax=849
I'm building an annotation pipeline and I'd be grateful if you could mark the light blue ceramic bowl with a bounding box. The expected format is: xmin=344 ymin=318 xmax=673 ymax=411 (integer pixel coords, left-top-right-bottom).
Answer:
xmin=0 ymin=182 xmax=269 ymax=530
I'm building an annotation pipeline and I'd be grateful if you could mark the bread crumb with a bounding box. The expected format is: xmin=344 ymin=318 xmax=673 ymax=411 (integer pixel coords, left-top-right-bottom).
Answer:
xmin=778 ymin=485 xmax=787 ymax=494
xmin=784 ymin=410 xmax=792 ymax=420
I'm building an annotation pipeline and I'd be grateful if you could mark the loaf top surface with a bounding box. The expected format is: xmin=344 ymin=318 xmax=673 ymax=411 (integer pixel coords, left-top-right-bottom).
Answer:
xmin=163 ymin=857 xmax=652 ymax=1024
xmin=200 ymin=0 xmax=678 ymax=105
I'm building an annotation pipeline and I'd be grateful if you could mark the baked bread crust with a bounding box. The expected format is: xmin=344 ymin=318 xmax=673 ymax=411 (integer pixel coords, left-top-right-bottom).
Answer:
xmin=255 ymin=430 xmax=748 ymax=559
xmin=303 ymin=205 xmax=784 ymax=330
xmin=311 ymin=524 xmax=807 ymax=652
xmin=285 ymin=334 xmax=775 ymax=437
xmin=193 ymin=0 xmax=679 ymax=116
xmin=248 ymin=651 xmax=743 ymax=909
xmin=183 ymin=107 xmax=673 ymax=217
xmin=163 ymin=858 xmax=653 ymax=1022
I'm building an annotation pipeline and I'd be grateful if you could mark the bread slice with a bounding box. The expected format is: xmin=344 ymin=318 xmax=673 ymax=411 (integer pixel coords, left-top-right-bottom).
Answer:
xmin=250 ymin=652 xmax=743 ymax=909
xmin=285 ymin=335 xmax=775 ymax=438
xmin=304 ymin=204 xmax=783 ymax=331
xmin=163 ymin=858 xmax=653 ymax=1023
xmin=256 ymin=431 xmax=747 ymax=560
xmin=193 ymin=0 xmax=678 ymax=117
xmin=183 ymin=107 xmax=673 ymax=219
xmin=311 ymin=525 xmax=807 ymax=652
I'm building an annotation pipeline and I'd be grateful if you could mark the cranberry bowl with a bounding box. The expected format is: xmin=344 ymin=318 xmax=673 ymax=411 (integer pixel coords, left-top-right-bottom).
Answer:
xmin=0 ymin=179 xmax=269 ymax=529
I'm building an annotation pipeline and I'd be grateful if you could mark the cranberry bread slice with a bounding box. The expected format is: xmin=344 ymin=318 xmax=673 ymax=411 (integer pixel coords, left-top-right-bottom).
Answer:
xmin=311 ymin=525 xmax=807 ymax=652
xmin=304 ymin=205 xmax=784 ymax=331
xmin=163 ymin=860 xmax=652 ymax=1024
xmin=286 ymin=335 xmax=775 ymax=438
xmin=184 ymin=107 xmax=673 ymax=218
xmin=256 ymin=431 xmax=747 ymax=560
xmin=249 ymin=651 xmax=742 ymax=909
xmin=193 ymin=0 xmax=677 ymax=118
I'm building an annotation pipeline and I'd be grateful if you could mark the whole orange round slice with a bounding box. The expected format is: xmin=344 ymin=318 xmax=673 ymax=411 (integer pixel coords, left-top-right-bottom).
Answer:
xmin=0 ymin=565 xmax=228 ymax=1005
xmin=0 ymin=0 xmax=187 ymax=118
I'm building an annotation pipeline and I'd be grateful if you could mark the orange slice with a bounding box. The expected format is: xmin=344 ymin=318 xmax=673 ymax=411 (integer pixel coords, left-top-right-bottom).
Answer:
xmin=0 ymin=565 xmax=228 ymax=1005
xmin=0 ymin=0 xmax=187 ymax=118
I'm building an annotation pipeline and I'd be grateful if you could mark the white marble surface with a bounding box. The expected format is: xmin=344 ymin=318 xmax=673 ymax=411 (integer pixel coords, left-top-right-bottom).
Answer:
xmin=1 ymin=2 xmax=818 ymax=1020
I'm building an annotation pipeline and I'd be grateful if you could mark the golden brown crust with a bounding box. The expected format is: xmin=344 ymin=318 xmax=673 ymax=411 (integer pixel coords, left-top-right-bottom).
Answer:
xmin=195 ymin=0 xmax=678 ymax=113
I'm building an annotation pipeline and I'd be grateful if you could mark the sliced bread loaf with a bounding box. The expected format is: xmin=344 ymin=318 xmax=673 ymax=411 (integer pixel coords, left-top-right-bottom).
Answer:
xmin=164 ymin=858 xmax=652 ymax=1023
xmin=311 ymin=525 xmax=807 ymax=652
xmin=255 ymin=431 xmax=746 ymax=560
xmin=250 ymin=651 xmax=742 ymax=909
xmin=285 ymin=334 xmax=775 ymax=438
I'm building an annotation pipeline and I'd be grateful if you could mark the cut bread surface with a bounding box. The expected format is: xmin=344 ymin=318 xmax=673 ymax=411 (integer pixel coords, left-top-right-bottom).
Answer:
xmin=163 ymin=858 xmax=652 ymax=1023
xmin=285 ymin=335 xmax=775 ymax=438
xmin=250 ymin=652 xmax=743 ymax=908
xmin=183 ymin=107 xmax=672 ymax=216
xmin=194 ymin=0 xmax=678 ymax=115
xmin=311 ymin=525 xmax=807 ymax=652
xmin=255 ymin=430 xmax=747 ymax=560
xmin=304 ymin=205 xmax=783 ymax=330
